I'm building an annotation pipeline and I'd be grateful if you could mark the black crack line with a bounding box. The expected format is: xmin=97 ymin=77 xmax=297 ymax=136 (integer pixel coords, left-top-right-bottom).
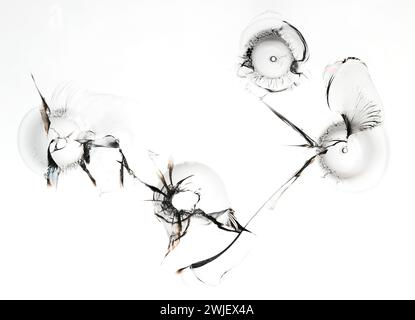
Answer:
xmin=117 ymin=148 xmax=161 ymax=192
xmin=79 ymin=159 xmax=96 ymax=186
xmin=326 ymin=73 xmax=335 ymax=110
xmin=78 ymin=136 xmax=126 ymax=187
xmin=323 ymin=139 xmax=347 ymax=150
xmin=119 ymin=159 xmax=125 ymax=186
xmin=31 ymin=74 xmax=51 ymax=134
xmin=164 ymin=211 xmax=192 ymax=258
xmin=168 ymin=160 xmax=174 ymax=185
xmin=341 ymin=114 xmax=353 ymax=138
xmin=46 ymin=141 xmax=60 ymax=188
xmin=226 ymin=209 xmax=250 ymax=233
xmin=261 ymin=99 xmax=317 ymax=148
xmin=82 ymin=143 xmax=92 ymax=164
xmin=82 ymin=136 xmax=136 ymax=188
xmin=325 ymin=57 xmax=366 ymax=112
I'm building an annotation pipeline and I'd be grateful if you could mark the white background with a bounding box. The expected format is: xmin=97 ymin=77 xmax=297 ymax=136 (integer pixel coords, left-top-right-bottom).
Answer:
xmin=0 ymin=0 xmax=414 ymax=299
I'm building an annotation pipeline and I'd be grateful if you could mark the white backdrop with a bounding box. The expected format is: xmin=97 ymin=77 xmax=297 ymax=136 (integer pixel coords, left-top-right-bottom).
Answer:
xmin=0 ymin=0 xmax=414 ymax=299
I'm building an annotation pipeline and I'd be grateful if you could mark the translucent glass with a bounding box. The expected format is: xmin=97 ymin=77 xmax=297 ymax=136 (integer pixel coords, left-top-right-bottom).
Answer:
xmin=238 ymin=12 xmax=308 ymax=92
